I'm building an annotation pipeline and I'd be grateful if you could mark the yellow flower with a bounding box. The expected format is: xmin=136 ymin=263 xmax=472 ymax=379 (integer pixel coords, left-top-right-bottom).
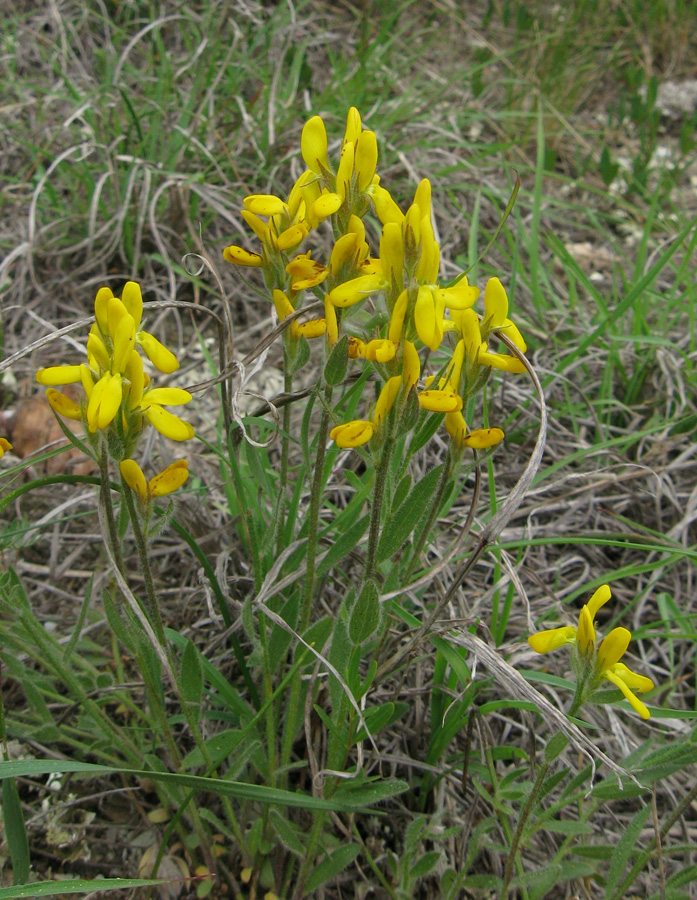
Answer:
xmin=528 ymin=585 xmax=611 ymax=656
xmin=46 ymin=389 xmax=82 ymax=421
xmin=596 ymin=627 xmax=655 ymax=720
xmin=286 ymin=252 xmax=329 ymax=290
xmin=330 ymin=420 xmax=374 ymax=448
xmin=414 ymin=285 xmax=445 ymax=351
xmin=36 ymin=365 xmax=83 ymax=386
xmin=223 ymin=245 xmax=264 ymax=267
xmin=418 ymin=389 xmax=462 ymax=413
xmin=87 ymin=372 xmax=123 ymax=432
xmin=373 ymin=376 xmax=402 ymax=426
xmin=444 ymin=412 xmax=504 ymax=449
xmin=120 ymin=458 xmax=189 ymax=501
xmin=301 ymin=116 xmax=329 ymax=174
xmin=0 ymin=438 xmax=12 ymax=459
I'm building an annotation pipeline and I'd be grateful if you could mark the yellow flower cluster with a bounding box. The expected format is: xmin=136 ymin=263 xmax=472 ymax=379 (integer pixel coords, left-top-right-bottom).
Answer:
xmin=528 ymin=584 xmax=655 ymax=719
xmin=223 ymin=108 xmax=528 ymax=452
xmin=36 ymin=282 xmax=193 ymax=446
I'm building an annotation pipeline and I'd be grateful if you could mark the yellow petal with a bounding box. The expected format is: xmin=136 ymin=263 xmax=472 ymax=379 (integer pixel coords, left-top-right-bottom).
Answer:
xmin=311 ymin=192 xmax=343 ymax=221
xmin=363 ymin=339 xmax=397 ymax=363
xmin=324 ymin=297 xmax=338 ymax=345
xmin=330 ymin=232 xmax=360 ymax=277
xmin=36 ymin=365 xmax=83 ymax=386
xmin=137 ymin=332 xmax=180 ymax=374
xmin=528 ymin=626 xmax=577 ymax=654
xmin=477 ymin=349 xmax=526 ymax=373
xmin=329 ymin=274 xmax=387 ymax=308
xmin=444 ymin=411 xmax=468 ymax=445
xmin=370 ymin=184 xmax=404 ymax=225
xmin=608 ymin=662 xmax=654 ymax=694
xmin=602 ymin=669 xmax=651 ymax=720
xmin=223 ymin=245 xmax=263 ymax=267
xmin=94 ymin=286 xmax=113 ymax=336
xmin=484 ymin=277 xmax=508 ymax=328
xmin=241 ymin=209 xmax=269 ymax=241
xmin=461 ymin=427 xmax=505 ymax=449
xmin=87 ymin=327 xmax=111 ymax=371
xmin=112 ymin=312 xmax=136 ymax=373
xmin=46 ymin=389 xmax=82 ymax=421
xmin=586 ymin=584 xmax=612 ymax=620
xmin=501 ymin=318 xmax=527 ymax=353
xmin=402 ymin=340 xmax=420 ymax=387
xmin=274 ymin=223 xmax=307 ymax=251
xmin=87 ymin=373 xmax=122 ymax=431
xmin=373 ymin=376 xmax=402 ymax=426
xmin=355 ymin=130 xmax=378 ymax=192
xmin=125 ymin=350 xmax=144 ymax=409
xmin=0 ymin=437 xmax=11 ymax=458
xmin=388 ymin=289 xmax=409 ymax=343
xmin=413 ymin=178 xmax=431 ymax=220
xmin=596 ymin=627 xmax=631 ymax=672
xmin=418 ymin=389 xmax=462 ymax=413
xmin=149 ymin=460 xmax=189 ymax=497
xmin=576 ymin=605 xmax=595 ymax=655
xmin=446 ymin=340 xmax=466 ymax=392
xmin=141 ymin=387 xmax=192 ymax=407
xmin=415 ymin=214 xmax=440 ymax=284
xmin=438 ymin=277 xmax=480 ymax=311
xmin=330 ymin=420 xmax=374 ymax=448
xmin=380 ymin=222 xmax=404 ymax=290
xmin=295 ymin=318 xmax=327 ymax=339
xmin=120 ymin=458 xmax=148 ymax=501
xmin=414 ymin=285 xmax=443 ymax=351
xmin=143 ymin=405 xmax=194 ymax=441
xmin=121 ymin=281 xmax=143 ymax=330
xmin=335 ymin=141 xmax=355 ymax=199
xmin=272 ymin=289 xmax=295 ymax=322
xmin=301 ymin=115 xmax=329 ymax=174
xmin=343 ymin=107 xmax=362 ymax=145
xmin=243 ymin=194 xmax=286 ymax=217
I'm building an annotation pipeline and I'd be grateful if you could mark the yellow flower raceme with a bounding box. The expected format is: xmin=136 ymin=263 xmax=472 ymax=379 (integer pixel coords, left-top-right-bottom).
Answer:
xmin=0 ymin=438 xmax=12 ymax=459
xmin=120 ymin=458 xmax=189 ymax=501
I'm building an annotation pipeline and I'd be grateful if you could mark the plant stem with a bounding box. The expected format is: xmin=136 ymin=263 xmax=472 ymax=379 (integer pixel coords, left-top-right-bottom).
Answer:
xmin=280 ymin=386 xmax=332 ymax=780
xmin=99 ymin=444 xmax=124 ymax=574
xmin=363 ymin=433 xmax=393 ymax=583
xmin=274 ymin=368 xmax=293 ymax=556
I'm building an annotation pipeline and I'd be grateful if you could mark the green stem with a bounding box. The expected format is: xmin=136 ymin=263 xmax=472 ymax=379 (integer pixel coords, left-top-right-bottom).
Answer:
xmin=300 ymin=384 xmax=333 ymax=633
xmin=501 ymin=759 xmax=548 ymax=897
xmin=280 ymin=386 xmax=332 ymax=781
xmin=364 ymin=433 xmax=393 ymax=583
xmin=274 ymin=368 xmax=294 ymax=556
xmin=99 ymin=445 xmax=124 ymax=574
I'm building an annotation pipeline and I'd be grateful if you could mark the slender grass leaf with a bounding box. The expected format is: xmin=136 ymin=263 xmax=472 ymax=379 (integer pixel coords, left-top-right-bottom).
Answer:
xmin=2 ymin=777 xmax=30 ymax=884
xmin=0 ymin=879 xmax=162 ymax=899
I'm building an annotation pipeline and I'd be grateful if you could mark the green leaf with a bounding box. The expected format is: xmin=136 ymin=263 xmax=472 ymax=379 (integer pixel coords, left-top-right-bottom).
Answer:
xmin=317 ymin=514 xmax=370 ymax=577
xmin=181 ymin=730 xmax=244 ymax=769
xmin=332 ymin=777 xmax=409 ymax=806
xmin=544 ymin=732 xmax=569 ymax=762
xmin=324 ymin=335 xmax=349 ymax=385
xmin=353 ymin=701 xmax=408 ymax=744
xmin=409 ymin=851 xmax=441 ymax=879
xmin=180 ymin=639 xmax=203 ymax=710
xmin=377 ymin=465 xmax=443 ymax=563
xmin=269 ymin=809 xmax=305 ymax=857
xmin=287 ymin=334 xmax=311 ymax=375
xmin=349 ymin=579 xmax=381 ymax=644
xmin=535 ymin=818 xmax=593 ymax=836
xmin=430 ymin=636 xmax=471 ymax=689
xmin=2 ymin=777 xmax=29 ymax=884
xmin=0 ymin=879 xmax=162 ymax=899
xmin=305 ymin=844 xmax=360 ymax=892
xmin=605 ymin=804 xmax=651 ymax=899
